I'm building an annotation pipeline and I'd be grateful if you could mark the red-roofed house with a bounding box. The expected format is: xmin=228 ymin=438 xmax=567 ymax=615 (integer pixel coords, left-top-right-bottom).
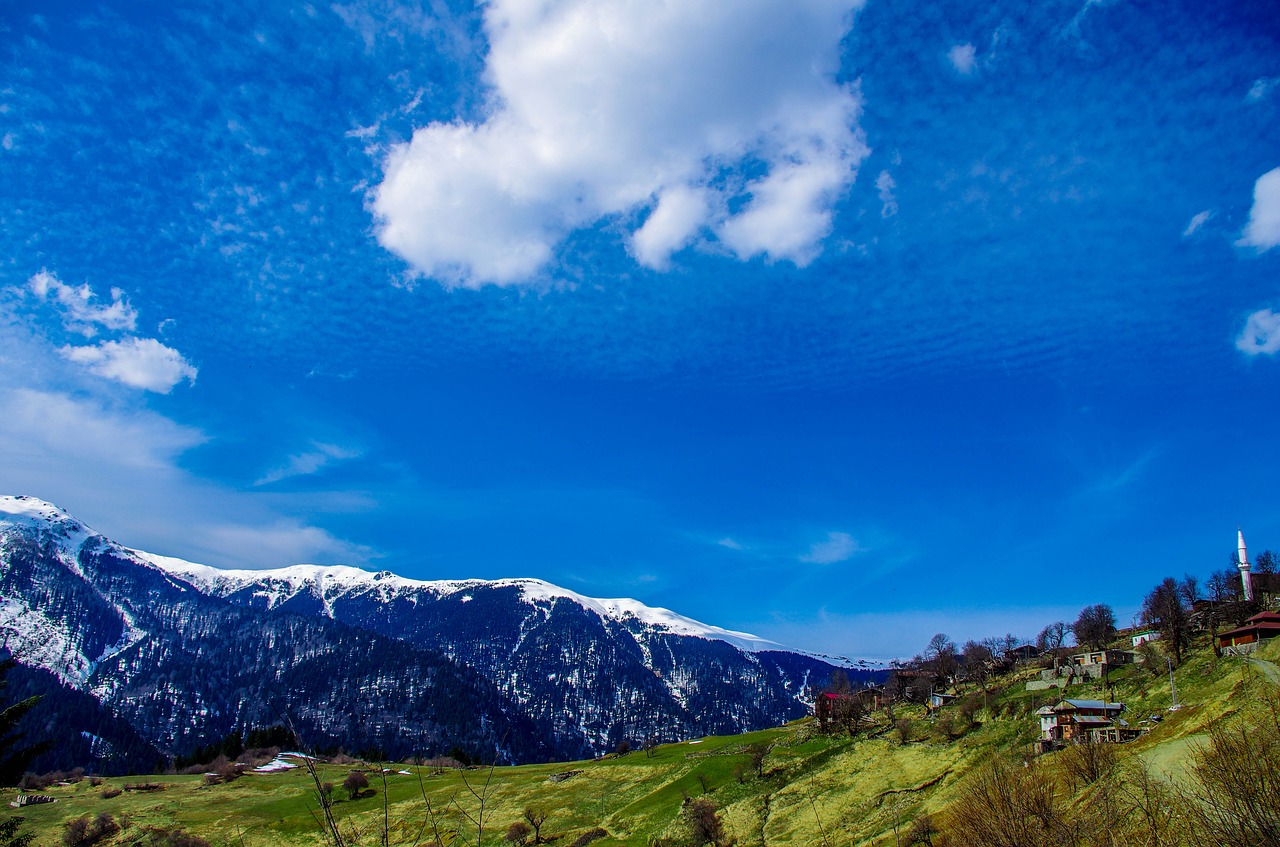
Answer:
xmin=1218 ymin=611 xmax=1280 ymax=654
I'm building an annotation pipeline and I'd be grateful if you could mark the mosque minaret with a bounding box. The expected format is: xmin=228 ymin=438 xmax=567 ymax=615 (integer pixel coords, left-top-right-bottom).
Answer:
xmin=1239 ymin=528 xmax=1254 ymax=603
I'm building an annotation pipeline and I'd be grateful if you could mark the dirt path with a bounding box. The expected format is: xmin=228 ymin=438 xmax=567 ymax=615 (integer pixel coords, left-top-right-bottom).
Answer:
xmin=1246 ymin=657 xmax=1280 ymax=687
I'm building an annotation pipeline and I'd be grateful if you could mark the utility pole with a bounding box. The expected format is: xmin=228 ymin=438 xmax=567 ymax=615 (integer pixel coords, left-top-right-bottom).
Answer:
xmin=1168 ymin=658 xmax=1181 ymax=711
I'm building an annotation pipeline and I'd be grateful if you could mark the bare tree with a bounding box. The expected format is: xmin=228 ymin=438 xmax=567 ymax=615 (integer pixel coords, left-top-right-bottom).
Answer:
xmin=944 ymin=756 xmax=1078 ymax=847
xmin=961 ymin=640 xmax=994 ymax=689
xmin=906 ymin=814 xmax=939 ymax=846
xmin=1060 ymin=736 xmax=1118 ymax=791
xmin=924 ymin=633 xmax=958 ymax=681
xmin=746 ymin=742 xmax=773 ymax=779
xmin=684 ymin=799 xmax=730 ymax=847
xmin=1178 ymin=573 xmax=1199 ymax=607
xmin=1256 ymin=549 xmax=1278 ymax=575
xmin=1036 ymin=622 xmax=1067 ymax=653
xmin=1142 ymin=578 xmax=1191 ymax=666
xmin=1071 ymin=604 xmax=1116 ymax=650
xmin=1182 ymin=707 xmax=1280 ymax=845
xmin=521 ymin=807 xmax=549 ymax=844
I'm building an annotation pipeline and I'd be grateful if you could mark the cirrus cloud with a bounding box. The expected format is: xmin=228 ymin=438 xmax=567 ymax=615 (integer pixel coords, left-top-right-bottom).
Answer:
xmin=372 ymin=0 xmax=869 ymax=286
xmin=800 ymin=530 xmax=862 ymax=564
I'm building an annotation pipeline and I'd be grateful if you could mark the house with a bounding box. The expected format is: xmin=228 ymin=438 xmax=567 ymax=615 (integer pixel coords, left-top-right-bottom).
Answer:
xmin=928 ymin=691 xmax=957 ymax=710
xmin=1069 ymin=649 xmax=1134 ymax=668
xmin=1130 ymin=630 xmax=1160 ymax=648
xmin=1004 ymin=644 xmax=1042 ymax=662
xmin=814 ymin=688 xmax=885 ymax=726
xmin=1217 ymin=611 xmax=1280 ymax=654
xmin=1040 ymin=649 xmax=1135 ymax=683
xmin=1035 ymin=699 xmax=1132 ymax=750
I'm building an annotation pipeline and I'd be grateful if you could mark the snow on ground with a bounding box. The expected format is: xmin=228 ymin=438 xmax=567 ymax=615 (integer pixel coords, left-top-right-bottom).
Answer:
xmin=252 ymin=757 xmax=300 ymax=773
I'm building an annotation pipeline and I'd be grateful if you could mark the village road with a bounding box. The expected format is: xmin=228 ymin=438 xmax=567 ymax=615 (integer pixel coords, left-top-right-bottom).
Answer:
xmin=1246 ymin=657 xmax=1280 ymax=688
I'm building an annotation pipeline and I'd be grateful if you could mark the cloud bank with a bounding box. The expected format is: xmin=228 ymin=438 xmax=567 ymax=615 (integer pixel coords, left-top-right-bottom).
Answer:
xmin=372 ymin=0 xmax=868 ymax=286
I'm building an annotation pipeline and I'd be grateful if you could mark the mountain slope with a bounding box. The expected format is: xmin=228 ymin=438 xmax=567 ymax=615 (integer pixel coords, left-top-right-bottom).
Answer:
xmin=0 ymin=496 xmax=548 ymax=765
xmin=136 ymin=554 xmax=878 ymax=755
xmin=1 ymin=495 xmax=882 ymax=766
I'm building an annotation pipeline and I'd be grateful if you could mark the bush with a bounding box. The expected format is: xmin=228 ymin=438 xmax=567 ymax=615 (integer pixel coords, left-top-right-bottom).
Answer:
xmin=505 ymin=822 xmax=531 ymax=845
xmin=62 ymin=813 xmax=119 ymax=847
xmin=134 ymin=827 xmax=211 ymax=847
xmin=683 ymin=798 xmax=729 ymax=847
xmin=568 ymin=829 xmax=607 ymax=847
xmin=342 ymin=770 xmax=369 ymax=800
xmin=1182 ymin=707 xmax=1280 ymax=844
xmin=100 ymin=787 xmax=122 ymax=799
xmin=1059 ymin=737 xmax=1117 ymax=790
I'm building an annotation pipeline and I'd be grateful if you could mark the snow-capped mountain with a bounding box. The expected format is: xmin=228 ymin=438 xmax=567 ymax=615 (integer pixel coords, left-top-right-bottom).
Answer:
xmin=0 ymin=496 xmax=547 ymax=767
xmin=135 ymin=557 xmax=783 ymax=653
xmin=132 ymin=554 xmax=875 ymax=756
xmin=1 ymin=496 xmax=882 ymax=768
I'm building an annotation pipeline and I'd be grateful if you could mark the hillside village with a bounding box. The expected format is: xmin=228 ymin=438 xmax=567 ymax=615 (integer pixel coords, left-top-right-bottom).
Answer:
xmin=3 ymin=531 xmax=1280 ymax=847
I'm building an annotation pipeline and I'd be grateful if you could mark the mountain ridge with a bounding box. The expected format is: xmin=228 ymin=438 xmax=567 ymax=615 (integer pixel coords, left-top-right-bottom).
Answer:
xmin=0 ymin=495 xmax=883 ymax=767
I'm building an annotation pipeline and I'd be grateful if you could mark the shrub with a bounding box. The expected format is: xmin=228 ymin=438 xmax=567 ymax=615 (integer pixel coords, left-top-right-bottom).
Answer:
xmin=100 ymin=787 xmax=122 ymax=799
xmin=568 ymin=829 xmax=607 ymax=847
xmin=684 ymin=798 xmax=729 ymax=847
xmin=1182 ymin=708 xmax=1280 ymax=845
xmin=505 ymin=822 xmax=531 ymax=845
xmin=135 ymin=826 xmax=212 ymax=847
xmin=62 ymin=813 xmax=119 ymax=847
xmin=342 ymin=770 xmax=369 ymax=800
xmin=1060 ymin=737 xmax=1117 ymax=790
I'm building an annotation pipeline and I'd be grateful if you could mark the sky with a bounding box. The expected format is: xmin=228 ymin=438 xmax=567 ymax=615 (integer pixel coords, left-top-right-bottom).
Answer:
xmin=2 ymin=0 xmax=1279 ymax=661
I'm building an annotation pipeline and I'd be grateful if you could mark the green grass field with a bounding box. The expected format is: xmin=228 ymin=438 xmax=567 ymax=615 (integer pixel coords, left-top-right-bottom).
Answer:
xmin=6 ymin=634 xmax=1279 ymax=847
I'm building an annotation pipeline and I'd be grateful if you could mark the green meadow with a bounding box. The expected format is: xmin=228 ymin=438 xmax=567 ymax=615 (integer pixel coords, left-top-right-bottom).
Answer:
xmin=7 ymin=635 xmax=1279 ymax=847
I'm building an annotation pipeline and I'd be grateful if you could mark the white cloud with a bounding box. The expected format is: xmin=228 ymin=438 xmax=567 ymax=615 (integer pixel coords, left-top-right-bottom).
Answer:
xmin=1182 ymin=210 xmax=1211 ymax=238
xmin=1237 ymin=309 xmax=1280 ymax=356
xmin=800 ymin=531 xmax=861 ymax=564
xmin=631 ymin=185 xmax=711 ymax=271
xmin=198 ymin=521 xmax=375 ymax=568
xmin=2 ymin=387 xmax=205 ymax=470
xmin=28 ymin=270 xmax=137 ymax=335
xmin=876 ymin=170 xmax=898 ymax=218
xmin=948 ymin=43 xmax=977 ymax=74
xmin=61 ymin=337 xmax=197 ymax=393
xmin=1246 ymin=77 xmax=1277 ymax=103
xmin=256 ymin=442 xmax=362 ymax=486
xmin=0 ymin=284 xmax=370 ymax=570
xmin=372 ymin=0 xmax=868 ymax=286
xmin=1238 ymin=167 xmax=1280 ymax=252
xmin=716 ymin=537 xmax=745 ymax=551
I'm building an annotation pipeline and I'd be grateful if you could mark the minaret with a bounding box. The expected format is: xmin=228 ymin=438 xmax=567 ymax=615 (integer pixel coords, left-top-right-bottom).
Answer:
xmin=1239 ymin=528 xmax=1254 ymax=603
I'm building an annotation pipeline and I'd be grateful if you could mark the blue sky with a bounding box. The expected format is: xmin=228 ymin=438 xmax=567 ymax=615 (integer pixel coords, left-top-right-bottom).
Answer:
xmin=2 ymin=0 xmax=1279 ymax=660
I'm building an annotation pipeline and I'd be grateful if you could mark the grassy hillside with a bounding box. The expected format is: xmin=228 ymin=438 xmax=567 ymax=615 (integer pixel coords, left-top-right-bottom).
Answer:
xmin=6 ymin=635 xmax=1279 ymax=846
